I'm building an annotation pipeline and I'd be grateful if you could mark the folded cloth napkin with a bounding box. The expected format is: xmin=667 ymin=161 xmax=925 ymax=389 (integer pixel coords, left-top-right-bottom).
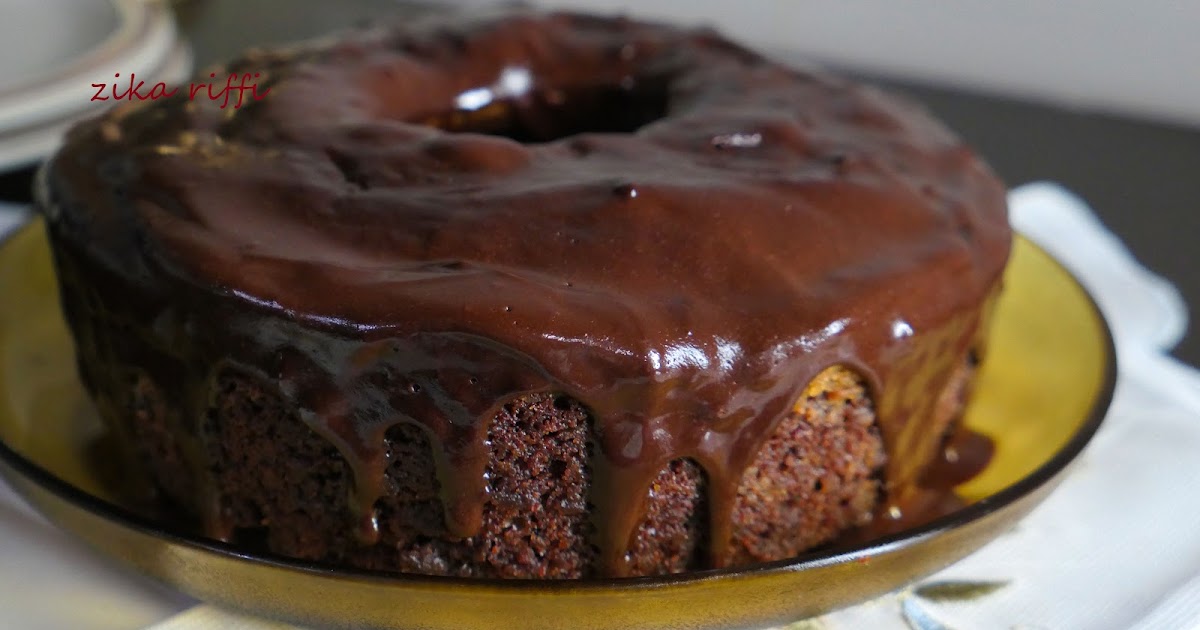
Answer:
xmin=0 ymin=183 xmax=1197 ymax=630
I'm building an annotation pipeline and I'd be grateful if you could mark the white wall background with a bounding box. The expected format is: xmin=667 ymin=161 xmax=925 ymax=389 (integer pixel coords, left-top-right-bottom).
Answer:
xmin=522 ymin=0 xmax=1200 ymax=128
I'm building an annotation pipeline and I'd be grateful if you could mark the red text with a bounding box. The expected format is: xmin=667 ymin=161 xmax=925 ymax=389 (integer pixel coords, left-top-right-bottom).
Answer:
xmin=90 ymin=72 xmax=270 ymax=108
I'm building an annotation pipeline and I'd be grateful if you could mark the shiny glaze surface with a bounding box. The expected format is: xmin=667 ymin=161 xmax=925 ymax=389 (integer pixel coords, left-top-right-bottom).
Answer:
xmin=41 ymin=10 xmax=1011 ymax=576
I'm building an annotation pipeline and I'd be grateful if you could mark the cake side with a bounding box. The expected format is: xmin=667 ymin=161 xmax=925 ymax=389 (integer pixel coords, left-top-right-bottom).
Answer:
xmin=51 ymin=231 xmax=979 ymax=576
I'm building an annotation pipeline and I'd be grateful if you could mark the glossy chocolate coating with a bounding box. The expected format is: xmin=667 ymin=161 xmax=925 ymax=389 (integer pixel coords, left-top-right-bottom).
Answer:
xmin=42 ymin=10 xmax=1010 ymax=576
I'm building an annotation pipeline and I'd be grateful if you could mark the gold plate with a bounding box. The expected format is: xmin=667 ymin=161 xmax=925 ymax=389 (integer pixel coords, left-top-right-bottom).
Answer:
xmin=0 ymin=219 xmax=1114 ymax=630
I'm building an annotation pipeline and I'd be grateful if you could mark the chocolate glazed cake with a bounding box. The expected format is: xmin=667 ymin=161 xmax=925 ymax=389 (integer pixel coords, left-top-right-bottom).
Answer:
xmin=38 ymin=10 xmax=1011 ymax=578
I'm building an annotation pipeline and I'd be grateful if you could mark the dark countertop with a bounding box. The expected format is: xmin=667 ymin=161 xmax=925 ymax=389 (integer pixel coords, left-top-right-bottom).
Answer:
xmin=3 ymin=0 xmax=1196 ymax=365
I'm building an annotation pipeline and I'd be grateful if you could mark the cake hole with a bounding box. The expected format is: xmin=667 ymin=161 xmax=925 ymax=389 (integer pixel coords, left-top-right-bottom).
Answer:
xmin=416 ymin=74 xmax=671 ymax=143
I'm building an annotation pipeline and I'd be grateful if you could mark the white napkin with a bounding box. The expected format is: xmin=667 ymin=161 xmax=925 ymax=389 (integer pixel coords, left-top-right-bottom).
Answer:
xmin=0 ymin=183 xmax=1197 ymax=630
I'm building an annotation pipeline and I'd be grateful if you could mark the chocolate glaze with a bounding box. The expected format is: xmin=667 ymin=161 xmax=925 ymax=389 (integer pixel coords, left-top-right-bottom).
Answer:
xmin=41 ymin=10 xmax=1011 ymax=576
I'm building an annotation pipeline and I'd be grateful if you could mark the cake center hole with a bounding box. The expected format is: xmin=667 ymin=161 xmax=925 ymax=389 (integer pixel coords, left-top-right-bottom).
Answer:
xmin=418 ymin=66 xmax=670 ymax=143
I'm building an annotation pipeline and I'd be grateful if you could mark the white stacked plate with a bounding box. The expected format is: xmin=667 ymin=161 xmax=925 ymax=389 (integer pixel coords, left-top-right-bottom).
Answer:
xmin=0 ymin=0 xmax=191 ymax=171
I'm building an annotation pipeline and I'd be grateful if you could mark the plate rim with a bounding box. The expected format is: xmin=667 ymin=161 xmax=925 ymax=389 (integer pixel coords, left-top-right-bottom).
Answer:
xmin=0 ymin=41 xmax=193 ymax=172
xmin=0 ymin=0 xmax=178 ymax=132
xmin=0 ymin=217 xmax=1117 ymax=592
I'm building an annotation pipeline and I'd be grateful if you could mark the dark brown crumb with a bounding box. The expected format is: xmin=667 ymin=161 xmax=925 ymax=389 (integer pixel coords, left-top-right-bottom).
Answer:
xmin=205 ymin=372 xmax=356 ymax=558
xmin=128 ymin=374 xmax=196 ymax=505
xmin=729 ymin=366 xmax=885 ymax=565
xmin=627 ymin=458 xmax=707 ymax=576
xmin=455 ymin=392 xmax=595 ymax=578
